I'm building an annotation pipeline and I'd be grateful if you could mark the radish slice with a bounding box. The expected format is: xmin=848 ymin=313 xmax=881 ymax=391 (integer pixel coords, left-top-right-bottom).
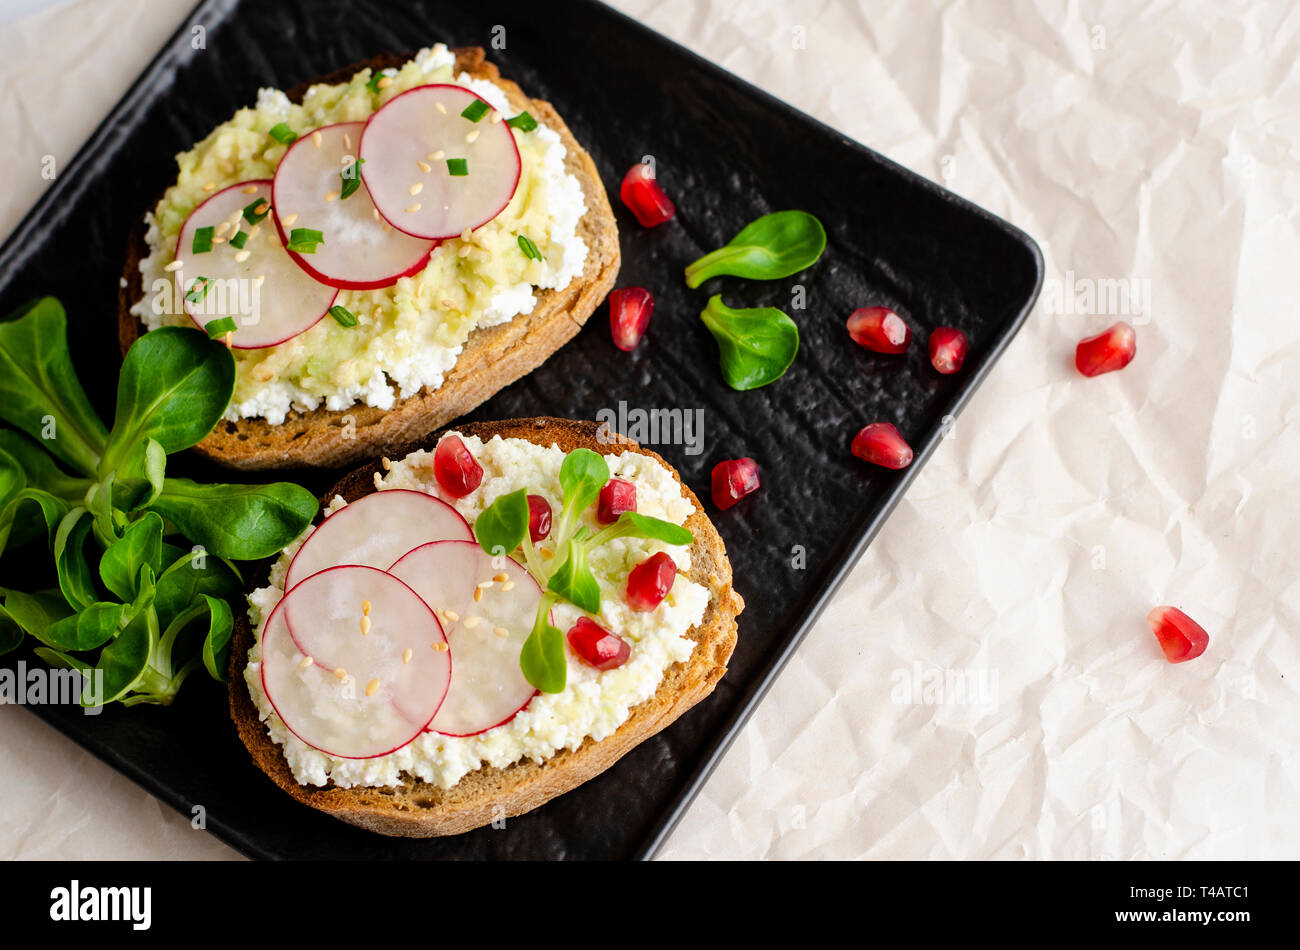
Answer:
xmin=174 ymin=181 xmax=337 ymax=349
xmin=359 ymin=85 xmax=522 ymax=239
xmin=260 ymin=566 xmax=451 ymax=759
xmin=285 ymin=489 xmax=472 ymax=592
xmin=272 ymin=122 xmax=437 ymax=290
xmin=389 ymin=540 xmax=542 ymax=737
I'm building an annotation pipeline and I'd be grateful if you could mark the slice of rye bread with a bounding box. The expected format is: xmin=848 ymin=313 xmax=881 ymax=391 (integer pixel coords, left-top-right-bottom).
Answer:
xmin=228 ymin=418 xmax=745 ymax=837
xmin=118 ymin=49 xmax=620 ymax=471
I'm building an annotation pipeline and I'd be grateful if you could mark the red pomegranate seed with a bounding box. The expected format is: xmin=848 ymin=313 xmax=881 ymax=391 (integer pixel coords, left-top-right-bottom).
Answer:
xmin=928 ymin=326 xmax=968 ymax=374
xmin=711 ymin=457 xmax=760 ymax=510
xmin=567 ymin=617 xmax=631 ymax=671
xmin=597 ymin=478 xmax=636 ymax=524
xmin=847 ymin=307 xmax=911 ymax=354
xmin=851 ymin=423 xmax=913 ymax=469
xmin=626 ymin=552 xmax=677 ymax=612
xmin=1076 ymin=322 xmax=1136 ymax=377
xmin=433 ymin=435 xmax=483 ymax=497
xmin=1147 ymin=606 xmax=1209 ymax=663
xmin=619 ymin=163 xmax=675 ymax=227
xmin=527 ymin=494 xmax=552 ymax=543
xmin=609 ymin=287 xmax=655 ymax=351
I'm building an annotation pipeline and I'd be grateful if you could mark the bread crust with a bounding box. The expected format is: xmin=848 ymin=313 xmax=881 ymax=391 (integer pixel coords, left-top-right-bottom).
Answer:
xmin=118 ymin=49 xmax=620 ymax=471
xmin=227 ymin=417 xmax=743 ymax=837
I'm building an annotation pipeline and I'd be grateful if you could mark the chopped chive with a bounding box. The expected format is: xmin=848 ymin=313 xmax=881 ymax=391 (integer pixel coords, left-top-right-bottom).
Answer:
xmin=365 ymin=70 xmax=386 ymax=94
xmin=340 ymin=157 xmax=366 ymax=200
xmin=185 ymin=277 xmax=213 ymax=305
xmin=517 ymin=234 xmax=543 ymax=262
xmin=329 ymin=305 xmax=358 ymax=328
xmin=191 ymin=226 xmax=214 ymax=254
xmin=506 ymin=111 xmax=538 ymax=132
xmin=204 ymin=316 xmax=237 ymax=338
xmin=286 ymin=227 xmax=324 ymax=254
xmin=229 ymin=230 xmax=249 ymax=249
xmin=446 ymin=158 xmax=469 ymax=177
xmin=460 ymin=100 xmax=490 ymax=123
xmin=242 ymin=199 xmax=270 ymax=225
xmin=268 ymin=122 xmax=298 ymax=145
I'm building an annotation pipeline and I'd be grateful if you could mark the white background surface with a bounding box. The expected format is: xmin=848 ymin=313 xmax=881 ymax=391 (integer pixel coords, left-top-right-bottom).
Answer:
xmin=1 ymin=0 xmax=1297 ymax=860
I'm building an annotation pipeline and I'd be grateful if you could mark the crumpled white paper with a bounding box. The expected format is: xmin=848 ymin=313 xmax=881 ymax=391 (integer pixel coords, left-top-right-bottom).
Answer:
xmin=2 ymin=0 xmax=1297 ymax=860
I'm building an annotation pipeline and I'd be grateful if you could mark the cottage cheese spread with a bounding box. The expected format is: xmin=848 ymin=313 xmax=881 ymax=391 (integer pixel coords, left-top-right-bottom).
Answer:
xmin=131 ymin=45 xmax=589 ymax=424
xmin=244 ymin=434 xmax=710 ymax=789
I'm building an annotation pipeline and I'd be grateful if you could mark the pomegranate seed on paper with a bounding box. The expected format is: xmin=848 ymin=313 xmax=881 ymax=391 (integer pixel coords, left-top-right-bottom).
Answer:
xmin=626 ymin=552 xmax=677 ymax=612
xmin=929 ymin=326 xmax=969 ymax=374
xmin=1076 ymin=322 xmax=1136 ymax=377
xmin=567 ymin=617 xmax=631 ymax=671
xmin=619 ymin=163 xmax=675 ymax=227
xmin=433 ymin=435 xmax=483 ymax=497
xmin=526 ymin=494 xmax=552 ymax=543
xmin=1147 ymin=607 xmax=1209 ymax=663
xmin=711 ymin=457 xmax=760 ymax=510
xmin=597 ymin=478 xmax=636 ymax=524
xmin=609 ymin=287 xmax=655 ymax=351
xmin=851 ymin=423 xmax=913 ymax=469
xmin=847 ymin=307 xmax=911 ymax=354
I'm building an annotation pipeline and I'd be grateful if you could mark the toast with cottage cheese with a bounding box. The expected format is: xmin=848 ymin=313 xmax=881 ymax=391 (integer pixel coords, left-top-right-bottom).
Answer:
xmin=118 ymin=49 xmax=620 ymax=471
xmin=228 ymin=417 xmax=743 ymax=838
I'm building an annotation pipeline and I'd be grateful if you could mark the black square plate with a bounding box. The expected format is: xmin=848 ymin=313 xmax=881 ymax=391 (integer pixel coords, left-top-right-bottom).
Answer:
xmin=0 ymin=0 xmax=1041 ymax=859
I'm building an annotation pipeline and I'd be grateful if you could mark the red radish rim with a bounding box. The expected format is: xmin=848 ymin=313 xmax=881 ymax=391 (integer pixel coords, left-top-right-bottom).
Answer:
xmin=259 ymin=564 xmax=451 ymax=760
xmin=388 ymin=538 xmax=542 ymax=737
xmin=284 ymin=488 xmax=474 ymax=593
xmin=357 ymin=84 xmax=523 ymax=240
xmin=270 ymin=122 xmax=439 ymax=290
xmin=173 ymin=179 xmax=337 ymax=349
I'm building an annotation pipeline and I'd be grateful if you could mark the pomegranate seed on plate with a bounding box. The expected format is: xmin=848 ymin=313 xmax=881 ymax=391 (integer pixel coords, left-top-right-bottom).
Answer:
xmin=433 ymin=435 xmax=483 ymax=497
xmin=597 ymin=478 xmax=636 ymax=524
xmin=626 ymin=551 xmax=677 ymax=612
xmin=1147 ymin=606 xmax=1209 ymax=663
xmin=711 ymin=457 xmax=760 ymax=510
xmin=567 ymin=617 xmax=631 ymax=671
xmin=609 ymin=287 xmax=655 ymax=351
xmin=1075 ymin=321 xmax=1136 ymax=377
xmin=526 ymin=494 xmax=552 ymax=543
xmin=929 ymin=326 xmax=968 ymax=374
xmin=851 ymin=423 xmax=913 ymax=469
xmin=619 ymin=162 xmax=675 ymax=227
xmin=847 ymin=306 xmax=911 ymax=354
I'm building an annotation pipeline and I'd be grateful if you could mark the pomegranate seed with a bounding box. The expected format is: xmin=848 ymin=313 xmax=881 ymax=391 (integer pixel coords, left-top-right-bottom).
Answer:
xmin=847 ymin=307 xmax=911 ymax=354
xmin=567 ymin=617 xmax=630 ymax=671
xmin=626 ymin=552 xmax=677 ymax=612
xmin=609 ymin=287 xmax=655 ymax=351
xmin=1147 ymin=607 xmax=1209 ymax=664
xmin=851 ymin=423 xmax=913 ymax=469
xmin=433 ymin=435 xmax=483 ymax=497
xmin=619 ymin=163 xmax=675 ymax=227
xmin=526 ymin=494 xmax=552 ymax=543
xmin=710 ymin=457 xmax=760 ymax=510
xmin=597 ymin=478 xmax=636 ymax=524
xmin=928 ymin=326 xmax=968 ymax=374
xmin=1075 ymin=322 xmax=1136 ymax=377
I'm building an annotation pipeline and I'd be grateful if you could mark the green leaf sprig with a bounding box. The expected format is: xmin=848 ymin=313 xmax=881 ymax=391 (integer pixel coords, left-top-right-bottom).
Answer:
xmin=684 ymin=210 xmax=826 ymax=288
xmin=699 ymin=295 xmax=800 ymax=390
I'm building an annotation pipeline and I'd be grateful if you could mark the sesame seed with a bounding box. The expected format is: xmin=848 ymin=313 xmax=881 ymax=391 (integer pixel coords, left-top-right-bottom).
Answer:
xmin=373 ymin=471 xmax=383 ymax=490
xmin=402 ymin=648 xmax=413 ymax=664
xmin=493 ymin=627 xmax=508 ymax=638
xmin=298 ymin=655 xmax=313 ymax=669
xmin=212 ymin=236 xmax=226 ymax=244
xmin=333 ymin=667 xmax=347 ymax=680
xmin=202 ymin=182 xmax=216 ymax=192
xmin=360 ymin=615 xmax=371 ymax=636
xmin=234 ymin=249 xmax=251 ymax=263
xmin=463 ymin=616 xmax=481 ymax=628
xmin=377 ymin=76 xmax=393 ymax=89
xmin=223 ymin=332 xmax=233 ymax=348
xmin=254 ymin=201 xmax=269 ymax=215
xmin=491 ymin=111 xmax=503 ymax=124
xmin=372 ymin=208 xmax=381 ymax=221
xmin=444 ymin=610 xmax=459 ymax=622
xmin=242 ymin=185 xmax=258 ymax=194
xmin=500 ymin=581 xmax=515 ymax=592
xmin=540 ymin=548 xmax=554 ymax=559
xmin=365 ymin=678 xmax=380 ymax=697
xmin=343 ymin=133 xmax=352 ymax=149
xmin=409 ymin=182 xmax=423 ymax=196
xmin=281 ymin=213 xmax=298 ymax=226
xmin=164 ymin=260 xmax=184 ymax=272
xmin=362 ymin=599 xmax=372 ymax=616
xmin=477 ymin=580 xmax=494 ymax=589
xmin=381 ymin=457 xmax=391 ymax=471
xmin=312 ymin=131 xmax=323 ymax=148
xmin=432 ymin=641 xmax=449 ymax=652
xmin=429 ymin=149 xmax=445 ymax=160
xmin=493 ymin=573 xmax=508 ymax=583
xmin=466 ymin=129 xmax=480 ymax=143
xmin=434 ymin=101 xmax=446 ymax=114
xmin=460 ymin=226 xmax=473 ymax=242
xmin=406 ymin=202 xmax=422 ymax=213
xmin=216 ymin=221 xmax=231 ymax=236
xmin=417 ymin=159 xmax=431 ymax=174
xmin=325 ymin=190 xmax=339 ymax=202
xmin=473 ymin=586 xmax=483 ymax=602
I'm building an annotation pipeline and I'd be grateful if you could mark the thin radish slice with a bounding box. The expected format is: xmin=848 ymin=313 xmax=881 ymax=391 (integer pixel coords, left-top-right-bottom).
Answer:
xmin=284 ymin=489 xmax=472 ymax=592
xmin=261 ymin=566 xmax=451 ymax=759
xmin=272 ymin=122 xmax=437 ymax=290
xmin=389 ymin=540 xmax=541 ymax=737
xmin=174 ymin=180 xmax=337 ymax=348
xmin=359 ymin=85 xmax=522 ymax=239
